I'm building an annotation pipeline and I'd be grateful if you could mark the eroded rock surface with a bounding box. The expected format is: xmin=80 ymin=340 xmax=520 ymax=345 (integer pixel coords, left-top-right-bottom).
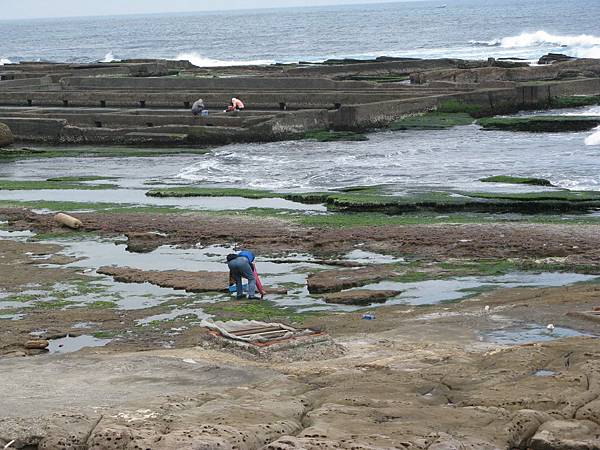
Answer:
xmin=98 ymin=266 xmax=229 ymax=292
xmin=323 ymin=289 xmax=402 ymax=305
xmin=307 ymin=265 xmax=402 ymax=293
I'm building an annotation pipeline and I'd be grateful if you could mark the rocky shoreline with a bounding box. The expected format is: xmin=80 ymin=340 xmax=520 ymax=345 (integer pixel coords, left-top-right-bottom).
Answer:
xmin=0 ymin=54 xmax=600 ymax=449
xmin=1 ymin=205 xmax=600 ymax=448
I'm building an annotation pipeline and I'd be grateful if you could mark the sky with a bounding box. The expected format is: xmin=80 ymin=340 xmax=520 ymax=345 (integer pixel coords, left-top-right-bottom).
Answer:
xmin=1 ymin=0 xmax=418 ymax=20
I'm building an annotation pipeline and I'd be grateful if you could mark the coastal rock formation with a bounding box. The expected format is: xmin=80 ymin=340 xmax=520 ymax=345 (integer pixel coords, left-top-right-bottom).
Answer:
xmin=307 ymin=265 xmax=402 ymax=294
xmin=97 ymin=266 xmax=229 ymax=292
xmin=538 ymin=53 xmax=577 ymax=65
xmin=323 ymin=289 xmax=402 ymax=305
xmin=0 ymin=122 xmax=14 ymax=147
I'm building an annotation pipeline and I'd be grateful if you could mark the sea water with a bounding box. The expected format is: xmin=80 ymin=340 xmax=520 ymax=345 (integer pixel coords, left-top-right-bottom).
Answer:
xmin=1 ymin=0 xmax=599 ymax=65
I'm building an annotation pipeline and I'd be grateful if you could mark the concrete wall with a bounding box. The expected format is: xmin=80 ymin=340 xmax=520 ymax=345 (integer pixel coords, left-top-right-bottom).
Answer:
xmin=0 ymin=90 xmax=409 ymax=110
xmin=332 ymin=96 xmax=440 ymax=130
xmin=0 ymin=117 xmax=66 ymax=142
xmin=61 ymin=76 xmax=375 ymax=91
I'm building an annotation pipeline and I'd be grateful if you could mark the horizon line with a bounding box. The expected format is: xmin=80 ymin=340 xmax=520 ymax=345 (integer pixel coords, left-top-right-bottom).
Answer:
xmin=0 ymin=0 xmax=429 ymax=22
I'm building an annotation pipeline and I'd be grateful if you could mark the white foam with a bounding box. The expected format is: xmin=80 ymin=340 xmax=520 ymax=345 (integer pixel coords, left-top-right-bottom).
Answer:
xmin=0 ymin=58 xmax=12 ymax=65
xmin=100 ymin=51 xmax=119 ymax=63
xmin=585 ymin=127 xmax=600 ymax=146
xmin=573 ymin=46 xmax=600 ymax=59
xmin=498 ymin=31 xmax=600 ymax=49
xmin=174 ymin=51 xmax=273 ymax=68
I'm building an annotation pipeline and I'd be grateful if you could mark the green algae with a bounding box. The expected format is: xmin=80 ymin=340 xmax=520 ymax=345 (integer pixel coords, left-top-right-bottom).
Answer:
xmin=549 ymin=95 xmax=600 ymax=109
xmin=480 ymin=176 xmax=554 ymax=186
xmin=0 ymin=146 xmax=210 ymax=161
xmin=390 ymin=112 xmax=474 ymax=130
xmin=465 ymin=190 xmax=600 ymax=202
xmin=204 ymin=300 xmax=319 ymax=324
xmin=437 ymin=100 xmax=483 ymax=115
xmin=0 ymin=199 xmax=186 ymax=214
xmin=303 ymin=130 xmax=368 ymax=142
xmin=88 ymin=301 xmax=117 ymax=309
xmin=0 ymin=180 xmax=117 ymax=191
xmin=477 ymin=116 xmax=600 ymax=132
xmin=146 ymin=187 xmax=283 ymax=199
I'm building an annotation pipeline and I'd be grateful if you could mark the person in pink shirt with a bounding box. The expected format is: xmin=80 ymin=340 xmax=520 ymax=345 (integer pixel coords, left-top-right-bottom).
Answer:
xmin=225 ymin=97 xmax=245 ymax=112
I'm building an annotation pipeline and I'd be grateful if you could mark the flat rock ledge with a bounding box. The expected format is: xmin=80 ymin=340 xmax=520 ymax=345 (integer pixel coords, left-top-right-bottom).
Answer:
xmin=97 ymin=266 xmax=288 ymax=295
xmin=307 ymin=265 xmax=402 ymax=294
xmin=98 ymin=266 xmax=229 ymax=293
xmin=323 ymin=289 xmax=402 ymax=305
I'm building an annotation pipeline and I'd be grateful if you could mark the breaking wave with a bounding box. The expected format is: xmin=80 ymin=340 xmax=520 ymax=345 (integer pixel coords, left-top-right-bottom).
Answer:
xmin=0 ymin=58 xmax=12 ymax=65
xmin=100 ymin=51 xmax=120 ymax=63
xmin=174 ymin=52 xmax=274 ymax=68
xmin=498 ymin=31 xmax=600 ymax=49
xmin=469 ymin=31 xmax=600 ymax=61
xmin=585 ymin=127 xmax=600 ymax=146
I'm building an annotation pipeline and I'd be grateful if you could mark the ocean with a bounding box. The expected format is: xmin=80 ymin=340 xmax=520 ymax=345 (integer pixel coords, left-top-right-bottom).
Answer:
xmin=1 ymin=0 xmax=599 ymax=66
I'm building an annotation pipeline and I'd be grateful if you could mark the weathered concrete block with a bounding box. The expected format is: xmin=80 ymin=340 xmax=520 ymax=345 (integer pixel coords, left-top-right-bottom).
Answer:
xmin=0 ymin=122 xmax=14 ymax=147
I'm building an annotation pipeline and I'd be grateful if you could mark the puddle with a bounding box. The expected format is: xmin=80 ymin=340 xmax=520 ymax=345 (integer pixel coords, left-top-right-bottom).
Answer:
xmin=534 ymin=370 xmax=558 ymax=377
xmin=343 ymin=249 xmax=404 ymax=264
xmin=482 ymin=323 xmax=593 ymax=345
xmin=360 ymin=272 xmax=599 ymax=306
xmin=0 ymin=313 xmax=25 ymax=321
xmin=0 ymin=229 xmax=36 ymax=240
xmin=137 ymin=308 xmax=210 ymax=325
xmin=48 ymin=334 xmax=112 ymax=354
xmin=50 ymin=238 xmax=327 ymax=275
xmin=0 ymin=189 xmax=325 ymax=212
xmin=72 ymin=322 xmax=97 ymax=329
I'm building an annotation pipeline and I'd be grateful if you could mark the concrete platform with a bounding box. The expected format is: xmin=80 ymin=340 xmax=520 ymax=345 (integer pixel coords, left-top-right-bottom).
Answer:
xmin=1 ymin=57 xmax=599 ymax=146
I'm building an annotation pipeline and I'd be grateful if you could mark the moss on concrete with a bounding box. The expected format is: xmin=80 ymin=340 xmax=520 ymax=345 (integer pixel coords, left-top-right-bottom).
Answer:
xmin=390 ymin=112 xmax=474 ymax=130
xmin=304 ymin=130 xmax=368 ymax=142
xmin=477 ymin=116 xmax=600 ymax=132
xmin=549 ymin=95 xmax=600 ymax=109
xmin=437 ymin=100 xmax=483 ymax=115
xmin=480 ymin=176 xmax=554 ymax=186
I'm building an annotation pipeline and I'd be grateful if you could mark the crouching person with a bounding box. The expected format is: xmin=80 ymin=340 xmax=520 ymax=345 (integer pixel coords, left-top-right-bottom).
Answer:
xmin=227 ymin=250 xmax=261 ymax=300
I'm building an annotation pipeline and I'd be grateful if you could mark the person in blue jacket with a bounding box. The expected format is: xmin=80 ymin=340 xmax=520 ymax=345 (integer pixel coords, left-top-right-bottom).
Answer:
xmin=227 ymin=250 xmax=258 ymax=300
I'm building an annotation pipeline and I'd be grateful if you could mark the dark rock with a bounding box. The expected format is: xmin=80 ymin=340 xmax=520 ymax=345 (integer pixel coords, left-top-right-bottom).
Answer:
xmin=538 ymin=53 xmax=577 ymax=65
xmin=125 ymin=231 xmax=167 ymax=253
xmin=323 ymin=289 xmax=402 ymax=305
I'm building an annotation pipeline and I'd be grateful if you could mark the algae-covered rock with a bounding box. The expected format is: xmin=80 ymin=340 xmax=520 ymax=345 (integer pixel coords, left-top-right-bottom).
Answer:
xmin=480 ymin=176 xmax=554 ymax=186
xmin=477 ymin=116 xmax=600 ymax=132
xmin=390 ymin=112 xmax=474 ymax=130
xmin=0 ymin=123 xmax=14 ymax=148
xmin=304 ymin=130 xmax=368 ymax=142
